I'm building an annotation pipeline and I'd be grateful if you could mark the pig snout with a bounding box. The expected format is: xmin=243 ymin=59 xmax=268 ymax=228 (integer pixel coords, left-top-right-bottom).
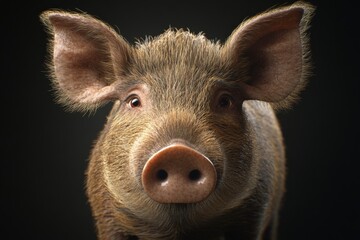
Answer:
xmin=141 ymin=144 xmax=217 ymax=203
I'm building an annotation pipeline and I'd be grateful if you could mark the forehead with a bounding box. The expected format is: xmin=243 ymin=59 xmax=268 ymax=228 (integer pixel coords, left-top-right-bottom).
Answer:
xmin=127 ymin=29 xmax=235 ymax=111
xmin=132 ymin=29 xmax=226 ymax=81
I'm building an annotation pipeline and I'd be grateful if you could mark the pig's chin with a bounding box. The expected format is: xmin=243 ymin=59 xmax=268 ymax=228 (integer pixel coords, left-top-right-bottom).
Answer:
xmin=138 ymin=196 xmax=216 ymax=222
xmin=133 ymin=190 xmax=227 ymax=229
xmin=127 ymin=195 xmax=242 ymax=239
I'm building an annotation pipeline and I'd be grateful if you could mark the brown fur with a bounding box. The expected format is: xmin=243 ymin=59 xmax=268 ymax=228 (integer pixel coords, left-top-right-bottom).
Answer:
xmin=40 ymin=1 xmax=314 ymax=239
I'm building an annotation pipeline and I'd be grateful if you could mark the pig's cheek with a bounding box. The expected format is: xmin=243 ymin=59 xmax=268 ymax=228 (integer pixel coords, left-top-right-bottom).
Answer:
xmin=101 ymin=120 xmax=145 ymax=201
xmin=102 ymin=145 xmax=133 ymax=200
xmin=103 ymin=156 xmax=130 ymax=201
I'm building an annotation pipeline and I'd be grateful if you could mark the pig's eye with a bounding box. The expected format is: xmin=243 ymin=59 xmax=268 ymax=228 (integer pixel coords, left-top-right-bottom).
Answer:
xmin=127 ymin=95 xmax=142 ymax=108
xmin=217 ymin=94 xmax=234 ymax=109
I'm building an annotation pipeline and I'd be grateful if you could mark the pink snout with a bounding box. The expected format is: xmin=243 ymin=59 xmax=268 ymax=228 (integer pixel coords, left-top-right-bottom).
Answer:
xmin=141 ymin=144 xmax=217 ymax=203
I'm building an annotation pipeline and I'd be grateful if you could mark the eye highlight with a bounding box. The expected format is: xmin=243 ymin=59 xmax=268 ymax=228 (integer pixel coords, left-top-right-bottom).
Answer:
xmin=127 ymin=95 xmax=142 ymax=108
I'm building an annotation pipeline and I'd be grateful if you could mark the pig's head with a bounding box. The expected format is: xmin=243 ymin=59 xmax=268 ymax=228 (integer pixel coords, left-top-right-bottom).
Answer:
xmin=41 ymin=1 xmax=313 ymax=237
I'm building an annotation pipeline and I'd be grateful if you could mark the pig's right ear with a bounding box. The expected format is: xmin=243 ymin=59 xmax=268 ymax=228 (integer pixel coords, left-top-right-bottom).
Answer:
xmin=222 ymin=2 xmax=314 ymax=110
xmin=40 ymin=10 xmax=131 ymax=112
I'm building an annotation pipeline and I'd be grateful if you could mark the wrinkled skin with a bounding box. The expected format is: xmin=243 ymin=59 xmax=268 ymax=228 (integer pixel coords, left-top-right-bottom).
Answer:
xmin=41 ymin=1 xmax=314 ymax=239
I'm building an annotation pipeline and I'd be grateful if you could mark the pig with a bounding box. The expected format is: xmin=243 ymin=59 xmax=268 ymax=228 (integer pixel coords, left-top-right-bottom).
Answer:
xmin=40 ymin=1 xmax=314 ymax=239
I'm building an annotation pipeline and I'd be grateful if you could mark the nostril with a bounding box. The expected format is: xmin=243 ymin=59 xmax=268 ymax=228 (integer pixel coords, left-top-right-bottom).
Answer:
xmin=156 ymin=169 xmax=168 ymax=182
xmin=188 ymin=169 xmax=202 ymax=181
xmin=142 ymin=143 xmax=217 ymax=203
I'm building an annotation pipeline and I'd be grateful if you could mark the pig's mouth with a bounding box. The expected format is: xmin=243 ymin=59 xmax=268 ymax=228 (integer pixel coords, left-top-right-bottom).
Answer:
xmin=124 ymin=204 xmax=242 ymax=240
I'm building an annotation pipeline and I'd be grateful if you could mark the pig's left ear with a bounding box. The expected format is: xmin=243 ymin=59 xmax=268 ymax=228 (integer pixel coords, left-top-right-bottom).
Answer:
xmin=222 ymin=2 xmax=315 ymax=109
xmin=40 ymin=10 xmax=132 ymax=112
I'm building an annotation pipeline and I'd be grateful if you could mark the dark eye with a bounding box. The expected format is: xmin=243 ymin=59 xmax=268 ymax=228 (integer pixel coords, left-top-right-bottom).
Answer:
xmin=218 ymin=94 xmax=234 ymax=109
xmin=128 ymin=96 xmax=141 ymax=108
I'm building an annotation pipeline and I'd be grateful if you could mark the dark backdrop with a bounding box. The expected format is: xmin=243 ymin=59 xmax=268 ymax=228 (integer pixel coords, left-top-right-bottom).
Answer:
xmin=5 ymin=0 xmax=359 ymax=239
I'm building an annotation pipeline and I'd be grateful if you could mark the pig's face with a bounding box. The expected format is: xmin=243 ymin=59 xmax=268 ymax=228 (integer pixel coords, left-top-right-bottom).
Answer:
xmin=101 ymin=31 xmax=254 ymax=227
xmin=41 ymin=2 xmax=314 ymax=238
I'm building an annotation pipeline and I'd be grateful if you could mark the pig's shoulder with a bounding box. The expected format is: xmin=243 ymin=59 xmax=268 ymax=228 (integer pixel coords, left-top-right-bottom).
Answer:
xmin=242 ymin=100 xmax=276 ymax=121
xmin=243 ymin=101 xmax=284 ymax=153
xmin=242 ymin=100 xmax=282 ymax=135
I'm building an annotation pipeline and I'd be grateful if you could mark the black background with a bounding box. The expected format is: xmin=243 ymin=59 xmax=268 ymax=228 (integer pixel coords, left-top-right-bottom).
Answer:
xmin=5 ymin=0 xmax=359 ymax=239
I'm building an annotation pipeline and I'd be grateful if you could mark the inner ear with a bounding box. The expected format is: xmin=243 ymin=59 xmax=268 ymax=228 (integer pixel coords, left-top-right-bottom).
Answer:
xmin=245 ymin=22 xmax=303 ymax=102
xmin=223 ymin=3 xmax=314 ymax=109
xmin=41 ymin=11 xmax=132 ymax=112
